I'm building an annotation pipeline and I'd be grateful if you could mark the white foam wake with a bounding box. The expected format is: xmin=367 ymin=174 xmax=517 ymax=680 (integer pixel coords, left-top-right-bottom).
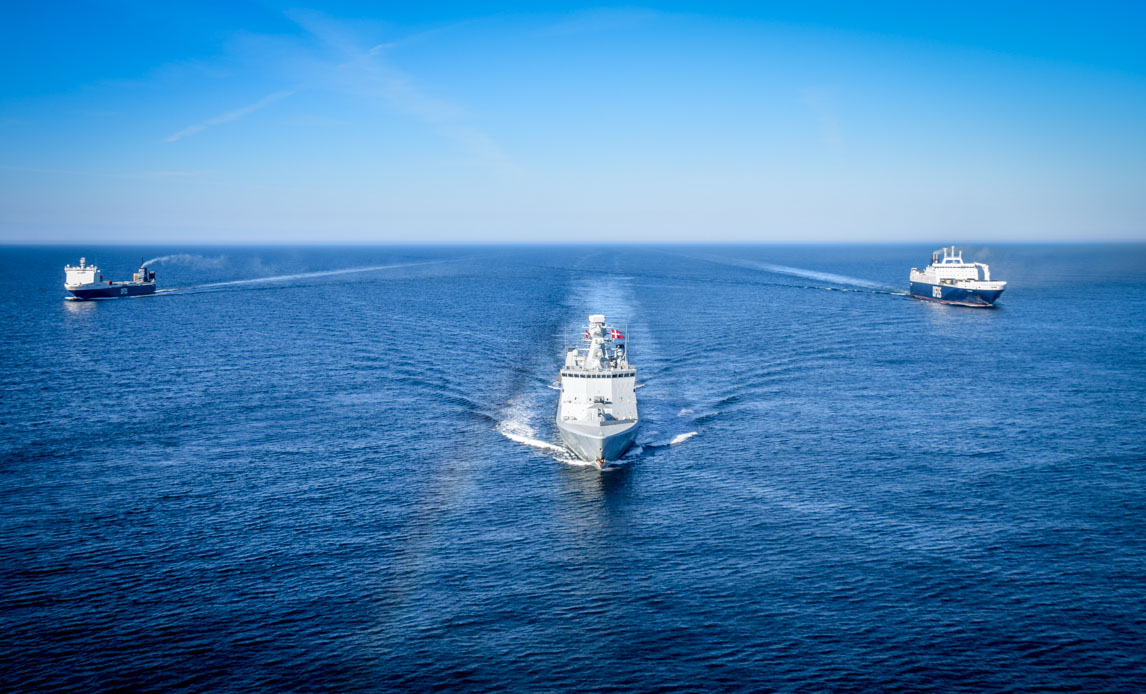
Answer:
xmin=496 ymin=420 xmax=567 ymax=455
xmin=498 ymin=422 xmax=597 ymax=466
xmin=187 ymin=261 xmax=434 ymax=290
xmin=744 ymin=261 xmax=885 ymax=289
xmin=495 ymin=394 xmax=587 ymax=464
xmin=636 ymin=430 xmax=700 ymax=450
xmin=696 ymin=254 xmax=888 ymax=290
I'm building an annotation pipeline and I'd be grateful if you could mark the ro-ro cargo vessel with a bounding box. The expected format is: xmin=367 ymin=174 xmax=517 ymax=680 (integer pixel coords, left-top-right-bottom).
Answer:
xmin=65 ymin=258 xmax=156 ymax=300
xmin=909 ymin=246 xmax=1005 ymax=307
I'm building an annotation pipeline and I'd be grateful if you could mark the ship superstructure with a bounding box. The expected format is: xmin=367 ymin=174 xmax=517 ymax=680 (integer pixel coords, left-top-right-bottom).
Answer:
xmin=909 ymin=246 xmax=1005 ymax=307
xmin=64 ymin=258 xmax=156 ymax=300
xmin=556 ymin=314 xmax=639 ymax=464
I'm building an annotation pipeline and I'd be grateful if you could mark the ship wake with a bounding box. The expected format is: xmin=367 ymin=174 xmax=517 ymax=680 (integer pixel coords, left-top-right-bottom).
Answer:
xmin=691 ymin=254 xmax=902 ymax=295
xmin=162 ymin=261 xmax=440 ymax=294
xmin=497 ymin=391 xmax=657 ymax=468
xmin=496 ymin=393 xmax=588 ymax=465
xmin=742 ymin=260 xmax=886 ymax=289
xmin=495 ymin=417 xmax=567 ymax=457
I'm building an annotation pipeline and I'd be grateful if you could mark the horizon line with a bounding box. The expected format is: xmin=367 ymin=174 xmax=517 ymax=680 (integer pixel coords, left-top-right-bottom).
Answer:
xmin=3 ymin=240 xmax=1145 ymax=248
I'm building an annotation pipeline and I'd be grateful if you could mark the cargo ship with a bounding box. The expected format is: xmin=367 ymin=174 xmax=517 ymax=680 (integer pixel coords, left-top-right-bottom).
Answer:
xmin=64 ymin=258 xmax=156 ymax=300
xmin=909 ymin=247 xmax=1005 ymax=307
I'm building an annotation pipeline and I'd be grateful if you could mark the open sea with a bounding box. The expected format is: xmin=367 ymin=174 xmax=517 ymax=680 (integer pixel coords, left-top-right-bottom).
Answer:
xmin=2 ymin=244 xmax=1145 ymax=692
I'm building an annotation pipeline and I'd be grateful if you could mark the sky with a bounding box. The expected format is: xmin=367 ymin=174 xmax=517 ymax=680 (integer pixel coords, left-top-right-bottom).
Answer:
xmin=1 ymin=1 xmax=1144 ymax=243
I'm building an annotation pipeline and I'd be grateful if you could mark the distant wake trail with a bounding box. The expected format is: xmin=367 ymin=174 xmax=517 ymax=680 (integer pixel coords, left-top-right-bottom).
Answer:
xmin=159 ymin=260 xmax=441 ymax=293
xmin=692 ymin=253 xmax=889 ymax=290
xmin=745 ymin=261 xmax=886 ymax=289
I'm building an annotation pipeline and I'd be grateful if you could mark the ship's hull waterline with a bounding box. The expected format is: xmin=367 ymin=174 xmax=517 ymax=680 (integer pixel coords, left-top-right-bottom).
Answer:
xmin=907 ymin=247 xmax=1005 ymax=308
xmin=908 ymin=281 xmax=1003 ymax=307
xmin=556 ymin=419 xmax=639 ymax=463
xmin=66 ymin=283 xmax=157 ymax=301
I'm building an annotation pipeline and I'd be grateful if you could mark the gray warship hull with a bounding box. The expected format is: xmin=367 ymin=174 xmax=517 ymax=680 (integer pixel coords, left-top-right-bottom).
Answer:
xmin=556 ymin=418 xmax=639 ymax=462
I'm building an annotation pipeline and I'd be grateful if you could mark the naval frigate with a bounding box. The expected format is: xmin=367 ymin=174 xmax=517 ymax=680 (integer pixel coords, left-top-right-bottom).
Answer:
xmin=556 ymin=314 xmax=639 ymax=463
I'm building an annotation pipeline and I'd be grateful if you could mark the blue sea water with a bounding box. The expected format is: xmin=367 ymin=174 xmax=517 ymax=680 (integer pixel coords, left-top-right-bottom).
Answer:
xmin=1 ymin=244 xmax=1145 ymax=692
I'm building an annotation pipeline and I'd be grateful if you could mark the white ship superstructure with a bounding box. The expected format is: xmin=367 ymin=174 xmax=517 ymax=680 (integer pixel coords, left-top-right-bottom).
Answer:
xmin=64 ymin=258 xmax=101 ymax=290
xmin=556 ymin=314 xmax=639 ymax=463
xmin=909 ymin=246 xmax=1006 ymax=307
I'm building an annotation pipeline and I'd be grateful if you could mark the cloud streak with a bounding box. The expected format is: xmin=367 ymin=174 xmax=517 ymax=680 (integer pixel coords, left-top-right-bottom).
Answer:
xmin=287 ymin=10 xmax=517 ymax=173
xmin=163 ymin=90 xmax=293 ymax=142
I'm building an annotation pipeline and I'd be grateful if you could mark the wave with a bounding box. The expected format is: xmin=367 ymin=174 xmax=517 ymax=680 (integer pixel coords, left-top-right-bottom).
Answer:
xmin=635 ymin=430 xmax=699 ymax=450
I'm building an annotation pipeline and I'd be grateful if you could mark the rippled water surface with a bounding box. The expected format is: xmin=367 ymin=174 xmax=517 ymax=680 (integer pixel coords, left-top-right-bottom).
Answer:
xmin=2 ymin=245 xmax=1145 ymax=691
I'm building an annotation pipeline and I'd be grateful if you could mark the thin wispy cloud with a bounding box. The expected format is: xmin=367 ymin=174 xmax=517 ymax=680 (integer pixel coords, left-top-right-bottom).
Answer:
xmin=367 ymin=21 xmax=472 ymax=55
xmin=163 ymin=90 xmax=293 ymax=142
xmin=286 ymin=10 xmax=517 ymax=174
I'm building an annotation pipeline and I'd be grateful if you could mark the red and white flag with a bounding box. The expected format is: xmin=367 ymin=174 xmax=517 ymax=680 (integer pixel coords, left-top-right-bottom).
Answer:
xmin=584 ymin=329 xmax=590 ymax=340
xmin=610 ymin=328 xmax=625 ymax=340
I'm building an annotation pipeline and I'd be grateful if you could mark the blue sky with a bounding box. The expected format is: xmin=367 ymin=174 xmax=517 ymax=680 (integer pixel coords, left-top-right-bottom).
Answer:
xmin=2 ymin=1 xmax=1144 ymax=243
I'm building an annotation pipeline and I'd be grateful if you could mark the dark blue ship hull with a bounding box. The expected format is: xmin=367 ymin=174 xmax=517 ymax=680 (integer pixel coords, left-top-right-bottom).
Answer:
xmin=909 ymin=281 xmax=1003 ymax=307
xmin=67 ymin=283 xmax=156 ymax=301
